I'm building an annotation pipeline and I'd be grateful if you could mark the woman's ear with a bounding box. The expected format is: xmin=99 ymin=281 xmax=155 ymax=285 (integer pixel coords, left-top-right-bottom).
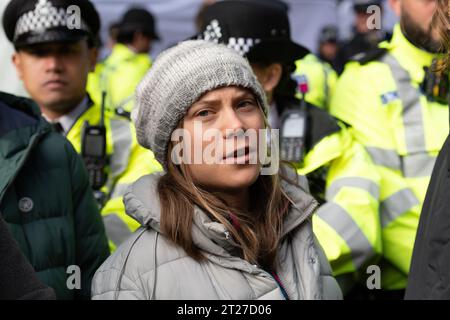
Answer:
xmin=262 ymin=63 xmax=283 ymax=94
xmin=251 ymin=63 xmax=283 ymax=94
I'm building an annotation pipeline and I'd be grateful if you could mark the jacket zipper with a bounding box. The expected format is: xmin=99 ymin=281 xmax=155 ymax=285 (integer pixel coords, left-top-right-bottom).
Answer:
xmin=271 ymin=271 xmax=290 ymax=300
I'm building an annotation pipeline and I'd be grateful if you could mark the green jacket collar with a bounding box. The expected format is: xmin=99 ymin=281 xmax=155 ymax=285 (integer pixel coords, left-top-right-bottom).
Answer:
xmin=0 ymin=92 xmax=51 ymax=201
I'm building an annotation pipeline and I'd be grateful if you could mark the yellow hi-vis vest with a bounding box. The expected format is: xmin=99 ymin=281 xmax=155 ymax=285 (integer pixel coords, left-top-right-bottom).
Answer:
xmin=87 ymin=43 xmax=152 ymax=113
xmin=330 ymin=24 xmax=449 ymax=290
xmin=66 ymin=102 xmax=162 ymax=251
xmin=294 ymin=53 xmax=338 ymax=111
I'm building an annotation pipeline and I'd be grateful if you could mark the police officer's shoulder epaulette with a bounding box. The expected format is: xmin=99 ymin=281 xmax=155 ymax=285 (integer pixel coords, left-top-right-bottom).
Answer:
xmin=350 ymin=47 xmax=388 ymax=65
xmin=115 ymin=107 xmax=131 ymax=120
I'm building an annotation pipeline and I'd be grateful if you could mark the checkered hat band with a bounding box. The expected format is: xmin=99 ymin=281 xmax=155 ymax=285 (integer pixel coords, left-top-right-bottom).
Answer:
xmin=227 ymin=37 xmax=261 ymax=56
xmin=200 ymin=19 xmax=260 ymax=56
xmin=14 ymin=7 xmax=89 ymax=40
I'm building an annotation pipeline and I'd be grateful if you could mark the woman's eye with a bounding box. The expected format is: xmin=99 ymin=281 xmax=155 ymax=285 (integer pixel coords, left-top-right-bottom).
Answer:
xmin=238 ymin=100 xmax=255 ymax=109
xmin=196 ymin=110 xmax=210 ymax=117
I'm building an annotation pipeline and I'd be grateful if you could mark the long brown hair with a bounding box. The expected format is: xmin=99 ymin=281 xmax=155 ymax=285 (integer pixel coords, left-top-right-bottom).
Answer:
xmin=433 ymin=0 xmax=450 ymax=68
xmin=157 ymin=133 xmax=296 ymax=271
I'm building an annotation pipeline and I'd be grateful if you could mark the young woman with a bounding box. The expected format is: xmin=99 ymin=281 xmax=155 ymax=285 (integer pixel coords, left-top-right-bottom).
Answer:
xmin=91 ymin=40 xmax=342 ymax=300
xmin=196 ymin=0 xmax=382 ymax=298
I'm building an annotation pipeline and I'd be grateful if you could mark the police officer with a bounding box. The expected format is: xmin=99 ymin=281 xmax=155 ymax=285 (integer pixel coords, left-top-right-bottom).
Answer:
xmin=294 ymin=52 xmax=338 ymax=112
xmin=331 ymin=0 xmax=449 ymax=298
xmin=3 ymin=0 xmax=162 ymax=252
xmin=293 ymin=26 xmax=339 ymax=112
xmin=87 ymin=7 xmax=160 ymax=115
xmin=336 ymin=0 xmax=391 ymax=73
xmin=317 ymin=25 xmax=340 ymax=71
xmin=197 ymin=0 xmax=382 ymax=296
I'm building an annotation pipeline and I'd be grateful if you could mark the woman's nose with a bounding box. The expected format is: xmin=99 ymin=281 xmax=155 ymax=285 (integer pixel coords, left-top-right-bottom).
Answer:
xmin=221 ymin=107 xmax=245 ymax=138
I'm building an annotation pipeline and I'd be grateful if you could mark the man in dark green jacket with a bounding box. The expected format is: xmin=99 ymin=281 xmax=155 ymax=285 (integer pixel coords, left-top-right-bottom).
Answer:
xmin=0 ymin=91 xmax=110 ymax=299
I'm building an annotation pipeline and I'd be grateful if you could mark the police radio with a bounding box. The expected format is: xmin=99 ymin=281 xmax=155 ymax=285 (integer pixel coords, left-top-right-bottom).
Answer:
xmin=81 ymin=91 xmax=108 ymax=206
xmin=421 ymin=58 xmax=450 ymax=105
xmin=280 ymin=76 xmax=309 ymax=163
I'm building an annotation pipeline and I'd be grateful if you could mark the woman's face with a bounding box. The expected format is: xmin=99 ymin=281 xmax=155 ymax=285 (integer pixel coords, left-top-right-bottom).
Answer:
xmin=178 ymin=86 xmax=265 ymax=192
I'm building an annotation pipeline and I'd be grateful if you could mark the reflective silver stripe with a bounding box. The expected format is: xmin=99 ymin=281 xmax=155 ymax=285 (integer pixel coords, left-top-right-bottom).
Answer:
xmin=316 ymin=202 xmax=374 ymax=270
xmin=103 ymin=214 xmax=133 ymax=246
xmin=325 ymin=177 xmax=380 ymax=201
xmin=110 ymin=183 xmax=131 ymax=199
xmin=365 ymin=146 xmax=401 ymax=170
xmin=110 ymin=119 xmax=133 ymax=178
xmin=381 ymin=54 xmax=427 ymax=155
xmin=402 ymin=153 xmax=437 ymax=178
xmin=380 ymin=189 xmax=420 ymax=228
xmin=365 ymin=147 xmax=437 ymax=177
xmin=323 ymin=64 xmax=330 ymax=108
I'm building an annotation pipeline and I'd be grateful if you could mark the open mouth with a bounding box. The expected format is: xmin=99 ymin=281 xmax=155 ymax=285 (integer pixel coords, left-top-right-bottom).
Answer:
xmin=222 ymin=146 xmax=255 ymax=164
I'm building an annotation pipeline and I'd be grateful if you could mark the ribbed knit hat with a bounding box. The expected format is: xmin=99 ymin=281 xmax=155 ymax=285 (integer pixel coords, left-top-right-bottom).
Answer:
xmin=132 ymin=40 xmax=268 ymax=169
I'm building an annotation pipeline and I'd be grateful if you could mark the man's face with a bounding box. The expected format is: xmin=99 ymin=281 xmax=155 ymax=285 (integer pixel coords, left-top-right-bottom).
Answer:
xmin=392 ymin=0 xmax=440 ymax=52
xmin=12 ymin=40 xmax=98 ymax=116
xmin=355 ymin=11 xmax=373 ymax=34
xmin=133 ymin=32 xmax=153 ymax=54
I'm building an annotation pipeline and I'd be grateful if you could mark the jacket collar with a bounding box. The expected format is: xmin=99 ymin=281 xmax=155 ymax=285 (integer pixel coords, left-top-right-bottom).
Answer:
xmin=107 ymin=43 xmax=151 ymax=65
xmin=109 ymin=43 xmax=136 ymax=63
xmin=42 ymin=96 xmax=89 ymax=135
xmin=0 ymin=92 xmax=50 ymax=157
xmin=0 ymin=92 xmax=51 ymax=202
xmin=380 ymin=24 xmax=442 ymax=83
xmin=123 ymin=168 xmax=318 ymax=259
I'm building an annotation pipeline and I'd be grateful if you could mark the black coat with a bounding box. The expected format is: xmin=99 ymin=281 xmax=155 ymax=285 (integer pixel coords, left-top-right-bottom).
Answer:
xmin=406 ymin=134 xmax=450 ymax=299
xmin=0 ymin=214 xmax=55 ymax=300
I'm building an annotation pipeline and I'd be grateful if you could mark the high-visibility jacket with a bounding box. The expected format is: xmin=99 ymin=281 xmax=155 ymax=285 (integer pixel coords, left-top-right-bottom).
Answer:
xmin=294 ymin=54 xmax=338 ymax=111
xmin=277 ymin=97 xmax=381 ymax=291
xmin=66 ymin=101 xmax=162 ymax=251
xmin=87 ymin=43 xmax=152 ymax=113
xmin=330 ymin=24 xmax=449 ymax=290
xmin=301 ymin=125 xmax=381 ymax=289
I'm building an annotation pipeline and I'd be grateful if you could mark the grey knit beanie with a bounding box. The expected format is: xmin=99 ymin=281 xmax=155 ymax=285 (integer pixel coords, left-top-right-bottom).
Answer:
xmin=132 ymin=40 xmax=268 ymax=169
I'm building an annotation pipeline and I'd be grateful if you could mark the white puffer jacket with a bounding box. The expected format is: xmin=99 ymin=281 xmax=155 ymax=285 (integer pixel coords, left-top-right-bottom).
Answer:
xmin=92 ymin=171 xmax=342 ymax=300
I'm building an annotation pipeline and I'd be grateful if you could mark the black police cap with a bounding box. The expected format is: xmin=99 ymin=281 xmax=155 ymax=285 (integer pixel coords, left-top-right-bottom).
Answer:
xmin=196 ymin=0 xmax=309 ymax=64
xmin=118 ymin=7 xmax=160 ymax=41
xmin=3 ymin=0 xmax=100 ymax=48
xmin=319 ymin=25 xmax=339 ymax=44
xmin=353 ymin=0 xmax=382 ymax=13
